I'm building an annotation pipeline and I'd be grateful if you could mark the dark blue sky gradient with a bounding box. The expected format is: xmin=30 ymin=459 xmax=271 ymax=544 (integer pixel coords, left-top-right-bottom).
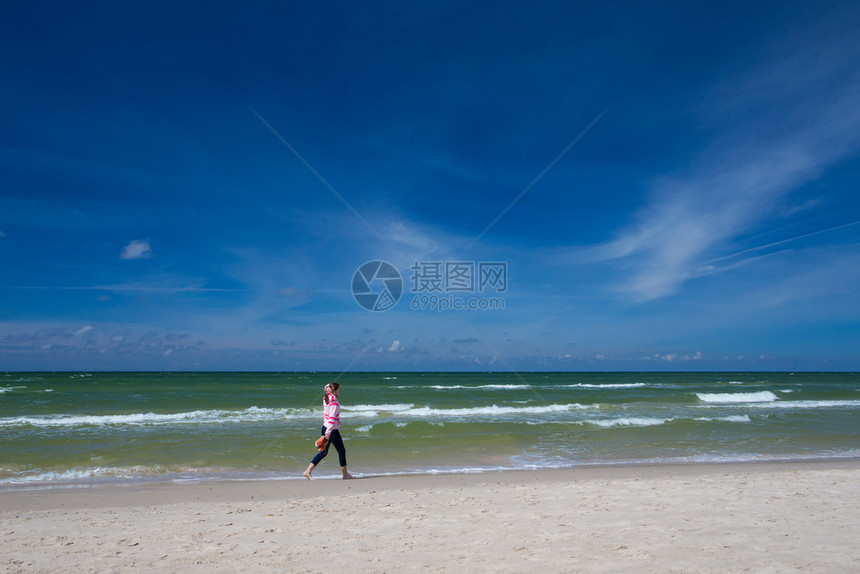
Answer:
xmin=2 ymin=1 xmax=859 ymax=370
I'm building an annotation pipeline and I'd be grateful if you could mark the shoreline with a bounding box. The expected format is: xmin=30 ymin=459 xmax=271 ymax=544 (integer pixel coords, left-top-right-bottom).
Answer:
xmin=3 ymin=456 xmax=860 ymax=491
xmin=3 ymin=452 xmax=859 ymax=493
xmin=1 ymin=458 xmax=857 ymax=511
xmin=2 ymin=459 xmax=858 ymax=572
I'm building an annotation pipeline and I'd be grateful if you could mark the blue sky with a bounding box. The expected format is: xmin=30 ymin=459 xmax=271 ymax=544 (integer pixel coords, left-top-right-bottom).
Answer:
xmin=2 ymin=1 xmax=859 ymax=371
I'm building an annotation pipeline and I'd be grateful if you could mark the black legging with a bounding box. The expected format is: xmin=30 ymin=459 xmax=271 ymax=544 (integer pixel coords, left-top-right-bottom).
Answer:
xmin=311 ymin=426 xmax=347 ymax=467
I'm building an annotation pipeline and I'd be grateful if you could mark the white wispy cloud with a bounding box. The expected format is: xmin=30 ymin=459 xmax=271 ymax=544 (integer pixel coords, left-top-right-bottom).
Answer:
xmin=704 ymin=220 xmax=860 ymax=266
xmin=381 ymin=219 xmax=452 ymax=269
xmin=576 ymin=14 xmax=860 ymax=301
xmin=590 ymin=147 xmax=822 ymax=300
xmin=73 ymin=325 xmax=93 ymax=336
xmin=120 ymin=239 xmax=152 ymax=260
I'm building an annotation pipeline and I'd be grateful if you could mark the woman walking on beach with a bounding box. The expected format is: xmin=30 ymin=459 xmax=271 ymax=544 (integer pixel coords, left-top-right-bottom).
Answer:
xmin=303 ymin=383 xmax=354 ymax=480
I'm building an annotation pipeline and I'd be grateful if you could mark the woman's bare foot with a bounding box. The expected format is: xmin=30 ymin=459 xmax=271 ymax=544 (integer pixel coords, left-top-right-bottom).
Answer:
xmin=303 ymin=464 xmax=316 ymax=481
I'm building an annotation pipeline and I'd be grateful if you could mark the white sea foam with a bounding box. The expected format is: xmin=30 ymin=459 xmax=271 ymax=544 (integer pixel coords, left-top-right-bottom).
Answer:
xmin=0 ymin=401 xmax=592 ymax=427
xmin=345 ymin=403 xmax=416 ymax=416
xmin=694 ymin=415 xmax=751 ymax=423
xmin=588 ymin=417 xmax=669 ymax=428
xmin=696 ymin=391 xmax=778 ymax=403
xmin=0 ymin=386 xmax=25 ymax=394
xmin=565 ymin=383 xmax=647 ymax=389
xmin=418 ymin=383 xmax=644 ymax=390
xmin=389 ymin=384 xmax=532 ymax=390
xmin=426 ymin=384 xmax=532 ymax=390
xmin=0 ymin=466 xmax=162 ymax=486
xmin=400 ymin=403 xmax=589 ymax=417
xmin=0 ymin=406 xmax=317 ymax=428
xmin=745 ymin=400 xmax=860 ymax=410
xmin=586 ymin=414 xmax=752 ymax=429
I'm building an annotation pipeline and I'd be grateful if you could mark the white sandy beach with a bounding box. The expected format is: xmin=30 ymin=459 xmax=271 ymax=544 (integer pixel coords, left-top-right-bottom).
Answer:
xmin=1 ymin=461 xmax=858 ymax=573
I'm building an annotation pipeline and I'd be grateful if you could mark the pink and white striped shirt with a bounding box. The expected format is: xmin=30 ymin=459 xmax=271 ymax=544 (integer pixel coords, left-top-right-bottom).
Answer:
xmin=323 ymin=392 xmax=340 ymax=438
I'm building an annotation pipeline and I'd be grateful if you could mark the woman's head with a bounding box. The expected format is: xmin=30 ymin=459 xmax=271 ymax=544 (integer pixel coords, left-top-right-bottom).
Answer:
xmin=324 ymin=382 xmax=340 ymax=403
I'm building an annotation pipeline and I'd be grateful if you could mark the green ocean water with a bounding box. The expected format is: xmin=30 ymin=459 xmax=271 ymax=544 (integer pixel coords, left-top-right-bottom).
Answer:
xmin=1 ymin=372 xmax=858 ymax=485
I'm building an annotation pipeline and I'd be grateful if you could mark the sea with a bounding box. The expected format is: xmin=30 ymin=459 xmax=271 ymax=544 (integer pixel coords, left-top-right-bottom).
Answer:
xmin=1 ymin=371 xmax=858 ymax=487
